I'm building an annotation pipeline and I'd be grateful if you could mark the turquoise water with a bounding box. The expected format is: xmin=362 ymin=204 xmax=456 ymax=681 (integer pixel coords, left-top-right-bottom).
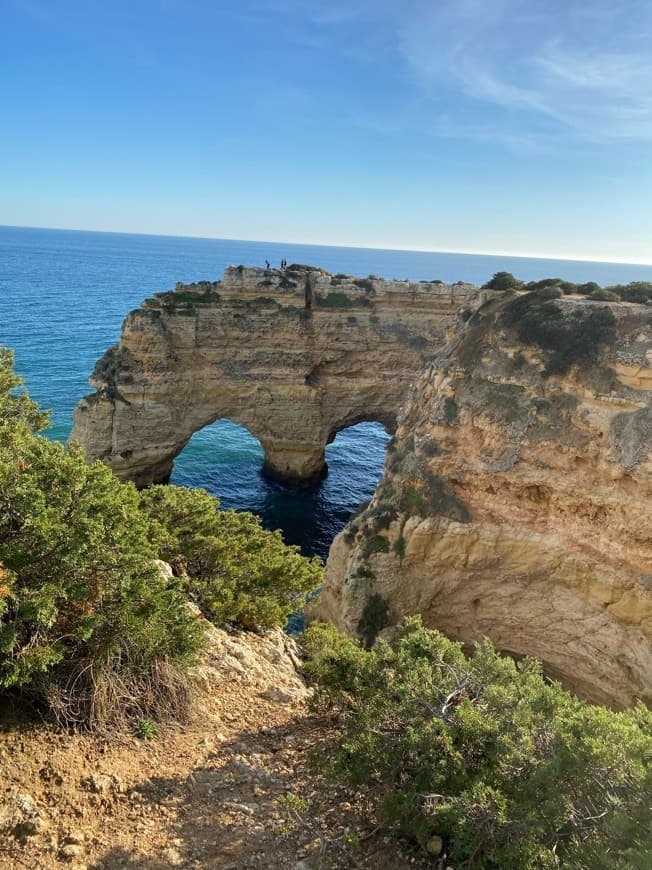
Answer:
xmin=2 ymin=225 xmax=651 ymax=556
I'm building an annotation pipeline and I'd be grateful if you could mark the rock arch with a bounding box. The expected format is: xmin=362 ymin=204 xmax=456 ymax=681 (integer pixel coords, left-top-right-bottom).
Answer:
xmin=70 ymin=266 xmax=482 ymax=487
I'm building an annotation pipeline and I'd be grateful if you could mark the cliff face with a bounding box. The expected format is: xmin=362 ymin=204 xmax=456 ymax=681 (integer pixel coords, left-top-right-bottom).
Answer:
xmin=316 ymin=291 xmax=652 ymax=709
xmin=70 ymin=266 xmax=479 ymax=486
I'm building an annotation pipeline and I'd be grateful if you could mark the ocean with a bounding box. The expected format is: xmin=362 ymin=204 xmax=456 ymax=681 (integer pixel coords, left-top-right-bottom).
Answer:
xmin=2 ymin=224 xmax=651 ymax=558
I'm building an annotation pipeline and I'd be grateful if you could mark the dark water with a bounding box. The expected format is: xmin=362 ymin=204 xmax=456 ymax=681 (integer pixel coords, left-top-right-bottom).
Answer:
xmin=2 ymin=225 xmax=651 ymax=557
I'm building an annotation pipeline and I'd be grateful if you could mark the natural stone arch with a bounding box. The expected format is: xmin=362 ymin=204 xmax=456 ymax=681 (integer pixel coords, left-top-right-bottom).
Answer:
xmin=71 ymin=266 xmax=483 ymax=487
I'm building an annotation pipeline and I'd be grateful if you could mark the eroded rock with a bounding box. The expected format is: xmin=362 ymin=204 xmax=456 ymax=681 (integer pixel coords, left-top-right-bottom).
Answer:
xmin=70 ymin=266 xmax=481 ymax=486
xmin=316 ymin=293 xmax=652 ymax=709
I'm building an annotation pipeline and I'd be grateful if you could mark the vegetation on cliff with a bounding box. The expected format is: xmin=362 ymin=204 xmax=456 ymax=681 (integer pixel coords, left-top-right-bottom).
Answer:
xmin=0 ymin=347 xmax=322 ymax=727
xmin=483 ymin=271 xmax=652 ymax=304
xmin=304 ymin=618 xmax=652 ymax=868
xmin=503 ymin=287 xmax=617 ymax=374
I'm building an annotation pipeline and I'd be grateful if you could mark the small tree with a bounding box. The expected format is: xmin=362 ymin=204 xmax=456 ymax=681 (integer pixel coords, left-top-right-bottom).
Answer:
xmin=482 ymin=272 xmax=523 ymax=292
xmin=0 ymin=348 xmax=203 ymax=726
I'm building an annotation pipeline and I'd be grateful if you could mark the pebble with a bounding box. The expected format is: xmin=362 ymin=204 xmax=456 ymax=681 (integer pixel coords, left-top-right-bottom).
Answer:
xmin=59 ymin=843 xmax=83 ymax=860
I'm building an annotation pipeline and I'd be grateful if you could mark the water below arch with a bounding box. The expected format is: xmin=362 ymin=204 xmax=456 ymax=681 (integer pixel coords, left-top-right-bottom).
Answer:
xmin=170 ymin=419 xmax=390 ymax=559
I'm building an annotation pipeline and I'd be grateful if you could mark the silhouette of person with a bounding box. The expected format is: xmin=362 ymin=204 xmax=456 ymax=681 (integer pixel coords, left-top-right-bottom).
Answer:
xmin=265 ymin=260 xmax=271 ymax=270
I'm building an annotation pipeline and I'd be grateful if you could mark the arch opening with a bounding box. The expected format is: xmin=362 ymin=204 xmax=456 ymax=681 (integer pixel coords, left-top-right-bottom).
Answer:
xmin=170 ymin=418 xmax=265 ymax=506
xmin=169 ymin=419 xmax=390 ymax=559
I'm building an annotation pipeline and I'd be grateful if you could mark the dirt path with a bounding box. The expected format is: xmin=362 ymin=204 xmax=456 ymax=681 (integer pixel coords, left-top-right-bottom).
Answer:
xmin=0 ymin=629 xmax=431 ymax=869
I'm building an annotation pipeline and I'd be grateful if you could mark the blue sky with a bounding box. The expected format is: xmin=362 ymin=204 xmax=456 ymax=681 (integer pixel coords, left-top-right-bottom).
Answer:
xmin=2 ymin=0 xmax=651 ymax=262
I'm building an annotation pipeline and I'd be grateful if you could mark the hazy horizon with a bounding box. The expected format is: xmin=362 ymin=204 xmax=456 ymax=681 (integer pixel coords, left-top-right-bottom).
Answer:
xmin=4 ymin=222 xmax=652 ymax=269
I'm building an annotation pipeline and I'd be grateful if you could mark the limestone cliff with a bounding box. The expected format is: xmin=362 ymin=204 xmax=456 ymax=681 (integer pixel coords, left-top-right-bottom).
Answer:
xmin=70 ymin=266 xmax=479 ymax=486
xmin=316 ymin=290 xmax=652 ymax=709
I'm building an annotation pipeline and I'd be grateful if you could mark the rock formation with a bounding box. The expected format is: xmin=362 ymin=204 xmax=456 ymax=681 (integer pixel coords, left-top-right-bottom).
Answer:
xmin=316 ymin=290 xmax=652 ymax=709
xmin=70 ymin=266 xmax=478 ymax=486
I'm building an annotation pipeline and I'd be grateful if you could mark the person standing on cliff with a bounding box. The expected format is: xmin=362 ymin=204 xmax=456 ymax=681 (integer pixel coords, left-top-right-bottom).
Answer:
xmin=265 ymin=260 xmax=271 ymax=270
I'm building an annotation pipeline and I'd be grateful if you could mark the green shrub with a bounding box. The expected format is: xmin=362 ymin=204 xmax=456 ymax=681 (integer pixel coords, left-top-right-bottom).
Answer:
xmin=399 ymin=488 xmax=426 ymax=514
xmin=134 ymin=717 xmax=158 ymax=740
xmin=617 ymin=282 xmax=652 ymax=304
xmin=316 ymin=292 xmax=354 ymax=308
xmin=589 ymin=288 xmax=621 ymax=302
xmin=443 ymin=397 xmax=458 ymax=423
xmin=361 ymin=533 xmax=391 ymax=559
xmin=393 ymin=536 xmax=406 ymax=561
xmin=139 ymin=485 xmax=323 ymax=631
xmin=482 ymin=272 xmax=523 ymax=291
xmin=0 ymin=350 xmax=203 ymax=727
xmin=357 ymin=594 xmax=390 ymax=648
xmin=303 ymin=619 xmax=652 ymax=868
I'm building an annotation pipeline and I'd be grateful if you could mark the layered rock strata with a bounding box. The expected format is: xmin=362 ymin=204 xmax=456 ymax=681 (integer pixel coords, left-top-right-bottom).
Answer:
xmin=70 ymin=266 xmax=478 ymax=485
xmin=316 ymin=291 xmax=652 ymax=708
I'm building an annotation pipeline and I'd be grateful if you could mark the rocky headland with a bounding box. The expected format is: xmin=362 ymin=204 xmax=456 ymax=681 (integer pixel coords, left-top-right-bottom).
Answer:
xmin=70 ymin=265 xmax=478 ymax=486
xmin=316 ymin=289 xmax=652 ymax=708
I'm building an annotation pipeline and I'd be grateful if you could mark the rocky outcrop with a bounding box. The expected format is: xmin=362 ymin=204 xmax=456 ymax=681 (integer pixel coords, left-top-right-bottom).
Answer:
xmin=70 ymin=266 xmax=479 ymax=486
xmin=316 ymin=290 xmax=652 ymax=709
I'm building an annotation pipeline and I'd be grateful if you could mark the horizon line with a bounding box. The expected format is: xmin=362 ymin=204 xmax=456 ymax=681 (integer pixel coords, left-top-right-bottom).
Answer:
xmin=2 ymin=222 xmax=652 ymax=269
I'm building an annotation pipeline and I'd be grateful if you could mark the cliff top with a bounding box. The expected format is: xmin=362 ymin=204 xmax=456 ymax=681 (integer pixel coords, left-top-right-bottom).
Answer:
xmin=141 ymin=265 xmax=480 ymax=311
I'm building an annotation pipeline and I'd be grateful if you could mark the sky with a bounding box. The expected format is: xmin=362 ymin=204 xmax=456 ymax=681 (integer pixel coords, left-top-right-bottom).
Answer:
xmin=2 ymin=0 xmax=651 ymax=262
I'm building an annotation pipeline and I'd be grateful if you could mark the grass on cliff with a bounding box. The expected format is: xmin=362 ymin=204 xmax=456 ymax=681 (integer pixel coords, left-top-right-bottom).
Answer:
xmin=0 ymin=346 xmax=322 ymax=728
xmin=304 ymin=618 xmax=652 ymax=869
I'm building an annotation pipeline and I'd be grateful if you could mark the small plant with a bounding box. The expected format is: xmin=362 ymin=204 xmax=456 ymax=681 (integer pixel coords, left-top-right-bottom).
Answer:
xmin=366 ymin=501 xmax=397 ymax=531
xmin=400 ymin=488 xmax=426 ymax=514
xmin=134 ymin=717 xmax=158 ymax=740
xmin=393 ymin=535 xmax=406 ymax=561
xmin=443 ymin=396 xmax=458 ymax=423
xmin=343 ymin=522 xmax=359 ymax=544
xmin=590 ymin=288 xmax=621 ymax=301
xmin=361 ymin=533 xmax=391 ymax=559
xmin=279 ymin=793 xmax=311 ymax=815
xmin=317 ymin=292 xmax=354 ymax=308
xmin=357 ymin=593 xmax=390 ymax=648
xmin=352 ymin=565 xmax=376 ymax=581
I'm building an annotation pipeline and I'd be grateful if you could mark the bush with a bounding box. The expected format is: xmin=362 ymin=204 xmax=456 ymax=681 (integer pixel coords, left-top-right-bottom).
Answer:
xmin=0 ymin=349 xmax=203 ymax=727
xmin=482 ymin=272 xmax=523 ymax=292
xmin=578 ymin=281 xmax=601 ymax=296
xmin=617 ymin=282 xmax=652 ymax=304
xmin=316 ymin=291 xmax=354 ymax=308
xmin=503 ymin=289 xmax=617 ymax=375
xmin=361 ymin=533 xmax=391 ymax=559
xmin=303 ymin=619 xmax=652 ymax=868
xmin=589 ymin=288 xmax=621 ymax=302
xmin=357 ymin=594 xmax=390 ymax=648
xmin=139 ymin=485 xmax=323 ymax=630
